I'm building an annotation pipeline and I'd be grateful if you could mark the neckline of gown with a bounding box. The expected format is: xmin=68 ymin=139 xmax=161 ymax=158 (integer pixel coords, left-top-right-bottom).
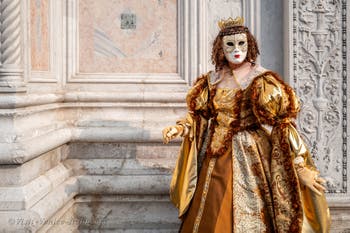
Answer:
xmin=210 ymin=64 xmax=267 ymax=91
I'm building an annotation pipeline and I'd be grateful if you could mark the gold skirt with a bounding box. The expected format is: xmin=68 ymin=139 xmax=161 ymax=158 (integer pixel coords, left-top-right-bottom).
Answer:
xmin=180 ymin=128 xmax=274 ymax=233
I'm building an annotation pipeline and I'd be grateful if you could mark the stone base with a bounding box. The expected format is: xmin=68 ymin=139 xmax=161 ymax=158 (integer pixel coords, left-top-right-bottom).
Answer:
xmin=0 ymin=142 xmax=349 ymax=233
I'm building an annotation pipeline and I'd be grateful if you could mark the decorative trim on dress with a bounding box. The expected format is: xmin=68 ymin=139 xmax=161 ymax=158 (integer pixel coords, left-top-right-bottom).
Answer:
xmin=193 ymin=158 xmax=217 ymax=233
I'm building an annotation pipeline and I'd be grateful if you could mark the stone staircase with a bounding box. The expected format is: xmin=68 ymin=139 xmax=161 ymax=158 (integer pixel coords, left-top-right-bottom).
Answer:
xmin=0 ymin=142 xmax=181 ymax=233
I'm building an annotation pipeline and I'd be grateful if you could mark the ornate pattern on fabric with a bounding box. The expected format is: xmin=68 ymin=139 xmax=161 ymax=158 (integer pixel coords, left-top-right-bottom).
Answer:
xmin=269 ymin=124 xmax=303 ymax=232
xmin=232 ymin=131 xmax=274 ymax=233
xmin=186 ymin=74 xmax=214 ymax=144
xmin=208 ymin=88 xmax=242 ymax=157
xmin=249 ymin=72 xmax=306 ymax=232
xmin=186 ymin=74 xmax=212 ymax=120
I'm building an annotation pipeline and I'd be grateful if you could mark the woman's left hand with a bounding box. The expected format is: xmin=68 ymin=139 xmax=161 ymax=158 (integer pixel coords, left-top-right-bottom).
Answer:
xmin=295 ymin=166 xmax=326 ymax=196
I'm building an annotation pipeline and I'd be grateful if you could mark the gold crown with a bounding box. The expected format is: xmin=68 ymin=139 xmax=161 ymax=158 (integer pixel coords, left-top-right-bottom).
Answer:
xmin=218 ymin=17 xmax=244 ymax=30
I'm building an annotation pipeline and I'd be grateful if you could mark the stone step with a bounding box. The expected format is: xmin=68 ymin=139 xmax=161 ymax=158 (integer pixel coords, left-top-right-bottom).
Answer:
xmin=75 ymin=195 xmax=180 ymax=231
xmin=0 ymin=163 xmax=71 ymax=211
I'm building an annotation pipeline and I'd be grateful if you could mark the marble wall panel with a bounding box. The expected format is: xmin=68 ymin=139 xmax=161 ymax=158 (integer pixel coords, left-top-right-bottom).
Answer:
xmin=260 ymin=0 xmax=283 ymax=75
xmin=206 ymin=0 xmax=242 ymax=71
xmin=30 ymin=0 xmax=50 ymax=71
xmin=79 ymin=0 xmax=177 ymax=74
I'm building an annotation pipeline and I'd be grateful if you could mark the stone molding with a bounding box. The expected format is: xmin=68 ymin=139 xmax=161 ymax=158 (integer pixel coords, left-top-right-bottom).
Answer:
xmin=0 ymin=98 xmax=186 ymax=164
xmin=0 ymin=177 xmax=79 ymax=232
xmin=0 ymin=123 xmax=182 ymax=165
xmin=0 ymin=92 xmax=186 ymax=109
xmin=0 ymin=164 xmax=71 ymax=211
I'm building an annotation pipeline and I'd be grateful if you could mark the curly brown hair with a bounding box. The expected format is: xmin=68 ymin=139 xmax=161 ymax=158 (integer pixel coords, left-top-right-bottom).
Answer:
xmin=211 ymin=26 xmax=260 ymax=71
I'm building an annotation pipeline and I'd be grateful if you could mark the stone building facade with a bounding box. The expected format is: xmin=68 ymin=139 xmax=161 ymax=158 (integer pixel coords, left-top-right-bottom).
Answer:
xmin=0 ymin=0 xmax=348 ymax=232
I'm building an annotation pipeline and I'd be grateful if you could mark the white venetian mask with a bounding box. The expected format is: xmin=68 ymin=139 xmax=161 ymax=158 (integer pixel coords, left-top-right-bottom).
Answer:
xmin=222 ymin=33 xmax=248 ymax=64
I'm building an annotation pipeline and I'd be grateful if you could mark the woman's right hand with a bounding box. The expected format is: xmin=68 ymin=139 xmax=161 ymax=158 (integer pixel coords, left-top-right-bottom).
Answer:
xmin=162 ymin=125 xmax=184 ymax=144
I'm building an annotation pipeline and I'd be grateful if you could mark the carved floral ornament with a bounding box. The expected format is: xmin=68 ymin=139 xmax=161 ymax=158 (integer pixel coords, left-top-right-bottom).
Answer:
xmin=293 ymin=0 xmax=346 ymax=193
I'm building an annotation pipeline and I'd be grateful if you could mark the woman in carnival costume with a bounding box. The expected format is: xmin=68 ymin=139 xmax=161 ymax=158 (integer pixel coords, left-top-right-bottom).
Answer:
xmin=163 ymin=17 xmax=331 ymax=233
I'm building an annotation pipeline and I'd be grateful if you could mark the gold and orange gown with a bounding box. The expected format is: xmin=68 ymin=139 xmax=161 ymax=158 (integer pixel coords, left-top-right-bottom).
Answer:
xmin=170 ymin=66 xmax=331 ymax=233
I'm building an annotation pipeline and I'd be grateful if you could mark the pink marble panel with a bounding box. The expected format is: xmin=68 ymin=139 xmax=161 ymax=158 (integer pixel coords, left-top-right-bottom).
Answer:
xmin=30 ymin=0 xmax=50 ymax=71
xmin=79 ymin=0 xmax=177 ymax=74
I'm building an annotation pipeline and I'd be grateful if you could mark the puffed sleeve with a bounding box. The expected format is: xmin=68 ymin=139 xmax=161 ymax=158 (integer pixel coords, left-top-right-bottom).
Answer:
xmin=251 ymin=72 xmax=300 ymax=127
xmin=250 ymin=72 xmax=330 ymax=233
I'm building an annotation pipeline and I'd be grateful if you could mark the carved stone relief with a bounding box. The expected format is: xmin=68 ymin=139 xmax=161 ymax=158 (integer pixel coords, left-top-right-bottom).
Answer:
xmin=292 ymin=0 xmax=347 ymax=193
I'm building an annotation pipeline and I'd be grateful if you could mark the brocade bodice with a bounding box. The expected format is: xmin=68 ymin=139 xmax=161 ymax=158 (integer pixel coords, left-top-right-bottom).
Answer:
xmin=210 ymin=87 xmax=259 ymax=156
xmin=213 ymin=88 xmax=239 ymax=128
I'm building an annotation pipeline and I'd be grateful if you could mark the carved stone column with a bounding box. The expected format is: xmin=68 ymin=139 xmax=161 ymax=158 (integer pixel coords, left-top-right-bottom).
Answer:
xmin=0 ymin=0 xmax=25 ymax=92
